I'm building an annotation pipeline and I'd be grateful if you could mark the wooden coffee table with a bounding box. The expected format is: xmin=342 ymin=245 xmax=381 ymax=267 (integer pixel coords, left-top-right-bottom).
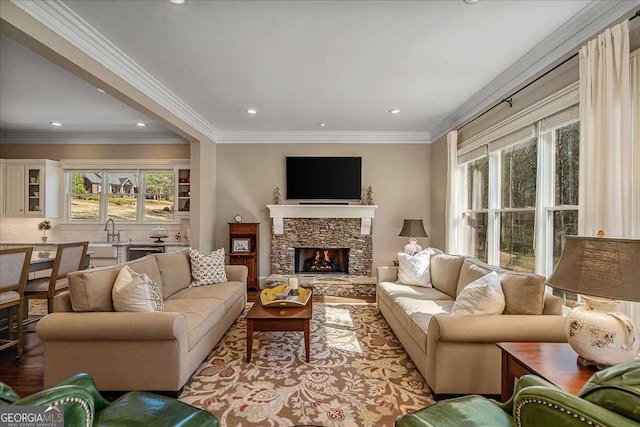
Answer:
xmin=246 ymin=295 xmax=313 ymax=363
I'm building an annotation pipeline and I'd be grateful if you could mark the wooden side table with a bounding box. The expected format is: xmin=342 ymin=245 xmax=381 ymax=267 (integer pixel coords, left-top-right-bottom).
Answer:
xmin=497 ymin=342 xmax=595 ymax=402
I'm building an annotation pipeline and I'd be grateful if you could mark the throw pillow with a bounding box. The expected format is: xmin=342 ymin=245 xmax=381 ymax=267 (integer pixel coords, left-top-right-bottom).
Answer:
xmin=189 ymin=247 xmax=227 ymax=287
xmin=397 ymin=248 xmax=433 ymax=287
xmin=112 ymin=265 xmax=164 ymax=312
xmin=449 ymin=271 xmax=505 ymax=315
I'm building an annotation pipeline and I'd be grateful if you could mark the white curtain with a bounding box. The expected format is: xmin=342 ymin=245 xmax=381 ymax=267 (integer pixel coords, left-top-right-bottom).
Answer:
xmin=578 ymin=20 xmax=633 ymax=238
xmin=578 ymin=20 xmax=638 ymax=323
xmin=445 ymin=130 xmax=458 ymax=253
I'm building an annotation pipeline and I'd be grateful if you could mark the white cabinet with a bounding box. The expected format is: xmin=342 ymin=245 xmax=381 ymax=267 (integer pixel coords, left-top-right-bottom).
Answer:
xmin=3 ymin=160 xmax=61 ymax=218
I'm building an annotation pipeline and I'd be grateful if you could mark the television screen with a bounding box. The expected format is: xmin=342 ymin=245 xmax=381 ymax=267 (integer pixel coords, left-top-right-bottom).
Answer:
xmin=286 ymin=157 xmax=362 ymax=200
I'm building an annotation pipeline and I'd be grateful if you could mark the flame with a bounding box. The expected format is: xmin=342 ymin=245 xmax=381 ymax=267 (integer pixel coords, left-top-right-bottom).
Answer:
xmin=324 ymin=250 xmax=330 ymax=262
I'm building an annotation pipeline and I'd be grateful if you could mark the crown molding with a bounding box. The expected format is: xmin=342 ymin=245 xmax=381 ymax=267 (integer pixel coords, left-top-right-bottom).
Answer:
xmin=0 ymin=132 xmax=188 ymax=144
xmin=430 ymin=0 xmax=640 ymax=140
xmin=215 ymin=131 xmax=431 ymax=144
xmin=11 ymin=0 xmax=220 ymax=142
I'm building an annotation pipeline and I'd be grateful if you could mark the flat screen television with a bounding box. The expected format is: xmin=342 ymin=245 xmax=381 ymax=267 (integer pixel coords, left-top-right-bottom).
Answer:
xmin=286 ymin=156 xmax=362 ymax=200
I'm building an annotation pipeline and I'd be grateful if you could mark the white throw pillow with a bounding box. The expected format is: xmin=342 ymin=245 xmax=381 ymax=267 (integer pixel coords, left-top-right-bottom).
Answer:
xmin=189 ymin=247 xmax=227 ymax=287
xmin=449 ymin=271 xmax=505 ymax=315
xmin=112 ymin=265 xmax=164 ymax=312
xmin=397 ymin=248 xmax=433 ymax=287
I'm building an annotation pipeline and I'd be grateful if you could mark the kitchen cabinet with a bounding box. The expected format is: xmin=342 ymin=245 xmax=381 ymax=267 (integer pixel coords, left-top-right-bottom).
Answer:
xmin=228 ymin=223 xmax=259 ymax=290
xmin=3 ymin=159 xmax=61 ymax=218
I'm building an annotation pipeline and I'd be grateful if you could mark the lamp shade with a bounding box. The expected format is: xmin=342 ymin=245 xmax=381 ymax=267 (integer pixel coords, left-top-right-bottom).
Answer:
xmin=399 ymin=219 xmax=428 ymax=238
xmin=546 ymin=236 xmax=640 ymax=302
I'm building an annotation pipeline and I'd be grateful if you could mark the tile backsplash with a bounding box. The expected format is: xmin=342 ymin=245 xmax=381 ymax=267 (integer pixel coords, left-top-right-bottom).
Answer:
xmin=0 ymin=217 xmax=190 ymax=244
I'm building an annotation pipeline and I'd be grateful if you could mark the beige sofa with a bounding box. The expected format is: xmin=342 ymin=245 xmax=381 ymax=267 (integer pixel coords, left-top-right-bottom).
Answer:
xmin=36 ymin=249 xmax=247 ymax=392
xmin=377 ymin=253 xmax=566 ymax=398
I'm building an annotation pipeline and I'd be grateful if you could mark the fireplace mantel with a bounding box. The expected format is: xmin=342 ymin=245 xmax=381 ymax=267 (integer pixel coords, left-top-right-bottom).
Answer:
xmin=267 ymin=204 xmax=378 ymax=235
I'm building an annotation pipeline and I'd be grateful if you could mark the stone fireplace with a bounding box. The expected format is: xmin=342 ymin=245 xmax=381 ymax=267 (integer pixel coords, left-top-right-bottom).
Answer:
xmin=268 ymin=205 xmax=377 ymax=277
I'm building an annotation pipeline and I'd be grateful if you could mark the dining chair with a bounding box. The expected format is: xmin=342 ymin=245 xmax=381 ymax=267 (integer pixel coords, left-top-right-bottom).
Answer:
xmin=0 ymin=247 xmax=33 ymax=358
xmin=24 ymin=242 xmax=89 ymax=316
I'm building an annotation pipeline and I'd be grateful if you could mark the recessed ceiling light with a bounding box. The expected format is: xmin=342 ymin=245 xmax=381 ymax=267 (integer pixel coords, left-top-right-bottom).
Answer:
xmin=463 ymin=0 xmax=479 ymax=4
xmin=319 ymin=122 xmax=326 ymax=127
xmin=169 ymin=0 xmax=186 ymax=4
xmin=389 ymin=109 xmax=401 ymax=114
xmin=135 ymin=122 xmax=147 ymax=127
xmin=96 ymin=88 xmax=106 ymax=93
xmin=50 ymin=122 xmax=63 ymax=127
xmin=246 ymin=109 xmax=257 ymax=115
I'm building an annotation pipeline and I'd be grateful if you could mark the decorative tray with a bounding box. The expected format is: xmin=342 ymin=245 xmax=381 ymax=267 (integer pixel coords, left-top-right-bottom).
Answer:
xmin=260 ymin=284 xmax=311 ymax=307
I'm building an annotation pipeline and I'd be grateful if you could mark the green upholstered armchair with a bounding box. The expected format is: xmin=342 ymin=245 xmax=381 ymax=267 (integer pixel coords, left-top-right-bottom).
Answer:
xmin=0 ymin=373 xmax=218 ymax=427
xmin=396 ymin=359 xmax=640 ymax=427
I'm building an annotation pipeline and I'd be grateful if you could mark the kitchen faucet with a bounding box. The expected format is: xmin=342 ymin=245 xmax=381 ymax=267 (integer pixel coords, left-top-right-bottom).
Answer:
xmin=104 ymin=218 xmax=120 ymax=242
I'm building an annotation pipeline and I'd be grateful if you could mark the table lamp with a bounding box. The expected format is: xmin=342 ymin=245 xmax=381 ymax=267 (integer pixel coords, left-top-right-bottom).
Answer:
xmin=399 ymin=219 xmax=428 ymax=255
xmin=546 ymin=236 xmax=640 ymax=368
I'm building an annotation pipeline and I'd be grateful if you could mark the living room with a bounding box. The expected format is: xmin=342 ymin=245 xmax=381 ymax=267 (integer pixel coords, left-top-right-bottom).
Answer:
xmin=1 ymin=1 xmax=640 ymax=426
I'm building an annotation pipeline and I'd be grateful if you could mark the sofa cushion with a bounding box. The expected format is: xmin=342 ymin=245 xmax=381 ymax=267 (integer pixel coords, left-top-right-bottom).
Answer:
xmin=163 ymin=297 xmax=226 ymax=351
xmin=456 ymin=259 xmax=496 ymax=296
xmin=498 ymin=271 xmax=546 ymax=315
xmin=378 ymin=281 xmax=452 ymax=302
xmin=155 ymin=250 xmax=191 ymax=298
xmin=112 ymin=266 xmax=164 ymax=313
xmin=167 ymin=281 xmax=245 ymax=309
xmin=126 ymin=256 xmax=164 ymax=295
xmin=397 ymin=249 xmax=433 ymax=287
xmin=450 ymin=272 xmax=505 ymax=315
xmin=68 ymin=265 xmax=120 ymax=312
xmin=189 ymin=248 xmax=227 ymax=286
xmin=430 ymin=254 xmax=464 ymax=298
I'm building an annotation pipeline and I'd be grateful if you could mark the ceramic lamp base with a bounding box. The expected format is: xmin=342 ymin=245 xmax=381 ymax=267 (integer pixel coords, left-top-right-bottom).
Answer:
xmin=566 ymin=296 xmax=639 ymax=367
xmin=403 ymin=239 xmax=423 ymax=256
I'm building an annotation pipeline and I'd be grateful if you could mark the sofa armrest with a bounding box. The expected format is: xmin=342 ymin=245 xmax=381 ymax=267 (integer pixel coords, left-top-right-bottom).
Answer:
xmin=225 ymin=265 xmax=248 ymax=284
xmin=36 ymin=312 xmax=187 ymax=341
xmin=427 ymin=314 xmax=567 ymax=343
xmin=377 ymin=266 xmax=398 ymax=283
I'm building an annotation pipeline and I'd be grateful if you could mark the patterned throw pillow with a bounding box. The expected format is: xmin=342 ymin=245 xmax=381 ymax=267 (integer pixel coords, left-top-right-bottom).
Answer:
xmin=112 ymin=265 xmax=164 ymax=312
xmin=397 ymin=248 xmax=434 ymax=287
xmin=189 ymin=248 xmax=227 ymax=287
xmin=449 ymin=271 xmax=505 ymax=315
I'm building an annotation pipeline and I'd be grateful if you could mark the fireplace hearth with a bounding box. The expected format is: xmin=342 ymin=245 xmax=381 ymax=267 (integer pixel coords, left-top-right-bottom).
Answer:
xmin=295 ymin=248 xmax=349 ymax=274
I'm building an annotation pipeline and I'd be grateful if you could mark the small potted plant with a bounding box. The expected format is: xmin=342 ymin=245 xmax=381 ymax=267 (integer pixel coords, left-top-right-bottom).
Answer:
xmin=38 ymin=219 xmax=51 ymax=243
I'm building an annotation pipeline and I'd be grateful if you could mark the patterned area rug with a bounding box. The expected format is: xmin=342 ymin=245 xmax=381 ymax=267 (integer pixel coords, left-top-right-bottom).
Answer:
xmin=180 ymin=303 xmax=433 ymax=426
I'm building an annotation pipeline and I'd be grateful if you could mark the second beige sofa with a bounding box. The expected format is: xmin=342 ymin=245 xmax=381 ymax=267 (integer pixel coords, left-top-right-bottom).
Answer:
xmin=36 ymin=249 xmax=247 ymax=392
xmin=377 ymin=253 xmax=567 ymax=398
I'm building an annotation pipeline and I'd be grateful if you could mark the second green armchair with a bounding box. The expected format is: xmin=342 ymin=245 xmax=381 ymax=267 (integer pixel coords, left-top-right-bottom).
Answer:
xmin=396 ymin=359 xmax=640 ymax=427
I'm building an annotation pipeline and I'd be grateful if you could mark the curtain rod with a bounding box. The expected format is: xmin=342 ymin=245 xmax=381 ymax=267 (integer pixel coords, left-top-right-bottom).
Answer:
xmin=458 ymin=9 xmax=640 ymax=131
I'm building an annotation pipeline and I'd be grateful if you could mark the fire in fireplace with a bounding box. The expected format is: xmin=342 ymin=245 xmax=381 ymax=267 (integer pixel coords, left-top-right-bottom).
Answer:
xmin=294 ymin=248 xmax=349 ymax=274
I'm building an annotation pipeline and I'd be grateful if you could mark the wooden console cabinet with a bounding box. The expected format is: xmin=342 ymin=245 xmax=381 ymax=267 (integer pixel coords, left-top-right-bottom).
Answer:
xmin=228 ymin=223 xmax=259 ymax=290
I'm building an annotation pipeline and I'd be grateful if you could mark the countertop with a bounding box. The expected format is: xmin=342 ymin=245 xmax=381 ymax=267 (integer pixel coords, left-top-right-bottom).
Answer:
xmin=1 ymin=241 xmax=190 ymax=247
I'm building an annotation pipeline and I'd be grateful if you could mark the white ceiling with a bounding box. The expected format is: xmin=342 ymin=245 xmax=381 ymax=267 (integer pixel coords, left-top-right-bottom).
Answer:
xmin=1 ymin=0 xmax=631 ymax=144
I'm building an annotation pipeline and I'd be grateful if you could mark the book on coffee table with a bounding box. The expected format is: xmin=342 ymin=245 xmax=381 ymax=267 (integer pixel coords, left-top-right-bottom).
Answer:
xmin=260 ymin=284 xmax=311 ymax=307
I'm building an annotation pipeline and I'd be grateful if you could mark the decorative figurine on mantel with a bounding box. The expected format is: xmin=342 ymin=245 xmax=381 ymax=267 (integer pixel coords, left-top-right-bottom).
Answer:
xmin=360 ymin=187 xmax=367 ymax=205
xmin=366 ymin=185 xmax=374 ymax=205
xmin=38 ymin=219 xmax=51 ymax=243
xmin=272 ymin=186 xmax=281 ymax=205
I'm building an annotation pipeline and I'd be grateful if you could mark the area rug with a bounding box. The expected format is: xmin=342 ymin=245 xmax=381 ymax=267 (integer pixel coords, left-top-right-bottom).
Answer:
xmin=180 ymin=303 xmax=433 ymax=426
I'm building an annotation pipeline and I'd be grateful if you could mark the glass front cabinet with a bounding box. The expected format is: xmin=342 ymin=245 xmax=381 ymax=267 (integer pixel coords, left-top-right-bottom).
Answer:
xmin=3 ymin=159 xmax=61 ymax=218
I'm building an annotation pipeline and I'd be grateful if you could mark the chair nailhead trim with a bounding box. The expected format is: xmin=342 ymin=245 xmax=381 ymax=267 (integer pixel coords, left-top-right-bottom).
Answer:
xmin=52 ymin=396 xmax=92 ymax=427
xmin=515 ymin=398 xmax=599 ymax=427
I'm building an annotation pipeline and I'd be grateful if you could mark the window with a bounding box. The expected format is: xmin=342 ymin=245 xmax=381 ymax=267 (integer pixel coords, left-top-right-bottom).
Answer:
xmin=144 ymin=171 xmax=174 ymax=222
xmin=69 ymin=171 xmax=101 ymax=221
xmin=456 ymin=95 xmax=580 ymax=282
xmin=107 ymin=171 xmax=138 ymax=222
xmin=66 ymin=168 xmax=177 ymax=223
